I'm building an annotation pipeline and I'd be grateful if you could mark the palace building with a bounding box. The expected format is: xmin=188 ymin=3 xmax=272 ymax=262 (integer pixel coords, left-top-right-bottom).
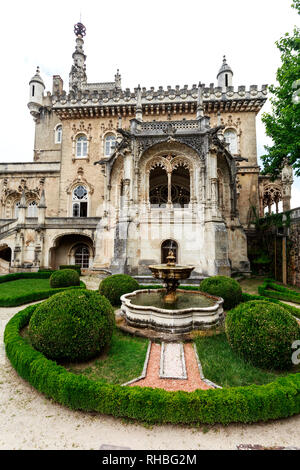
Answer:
xmin=0 ymin=22 xmax=293 ymax=279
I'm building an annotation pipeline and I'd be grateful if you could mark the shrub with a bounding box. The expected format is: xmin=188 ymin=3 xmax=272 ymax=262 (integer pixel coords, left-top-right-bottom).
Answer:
xmin=50 ymin=269 xmax=80 ymax=288
xmin=59 ymin=264 xmax=81 ymax=276
xmin=28 ymin=289 xmax=115 ymax=362
xmin=199 ymin=275 xmax=242 ymax=310
xmin=99 ymin=274 xmax=139 ymax=306
xmin=4 ymin=304 xmax=300 ymax=425
xmin=225 ymin=300 xmax=300 ymax=370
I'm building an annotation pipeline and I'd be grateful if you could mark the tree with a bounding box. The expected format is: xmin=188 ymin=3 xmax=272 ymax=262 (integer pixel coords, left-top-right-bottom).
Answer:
xmin=261 ymin=1 xmax=300 ymax=178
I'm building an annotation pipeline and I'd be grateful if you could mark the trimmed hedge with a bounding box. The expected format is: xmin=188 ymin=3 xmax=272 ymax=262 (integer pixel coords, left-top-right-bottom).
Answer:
xmin=241 ymin=292 xmax=300 ymax=319
xmin=226 ymin=300 xmax=300 ymax=370
xmin=59 ymin=265 xmax=81 ymax=276
xmin=99 ymin=274 xmax=139 ymax=306
xmin=50 ymin=269 xmax=80 ymax=288
xmin=29 ymin=290 xmax=114 ymax=362
xmin=4 ymin=304 xmax=300 ymax=425
xmin=0 ymin=271 xmax=52 ymax=283
xmin=200 ymin=276 xmax=242 ymax=310
xmin=258 ymin=279 xmax=300 ymax=305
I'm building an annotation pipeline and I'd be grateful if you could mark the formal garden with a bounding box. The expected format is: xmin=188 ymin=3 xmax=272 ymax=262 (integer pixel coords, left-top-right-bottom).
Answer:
xmin=2 ymin=267 xmax=300 ymax=426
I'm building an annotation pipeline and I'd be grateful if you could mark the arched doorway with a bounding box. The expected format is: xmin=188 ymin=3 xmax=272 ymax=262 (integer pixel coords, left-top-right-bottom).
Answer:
xmin=49 ymin=234 xmax=94 ymax=270
xmin=0 ymin=244 xmax=12 ymax=273
xmin=161 ymin=239 xmax=178 ymax=264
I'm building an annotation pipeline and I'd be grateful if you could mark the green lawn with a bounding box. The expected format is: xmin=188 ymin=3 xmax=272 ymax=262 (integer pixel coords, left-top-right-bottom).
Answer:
xmin=0 ymin=278 xmax=52 ymax=298
xmin=66 ymin=328 xmax=149 ymax=385
xmin=195 ymin=333 xmax=300 ymax=388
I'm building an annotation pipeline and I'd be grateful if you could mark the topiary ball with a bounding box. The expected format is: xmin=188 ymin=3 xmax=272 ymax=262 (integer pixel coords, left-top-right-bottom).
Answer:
xmin=225 ymin=300 xmax=300 ymax=370
xmin=199 ymin=275 xmax=242 ymax=310
xmin=50 ymin=269 xmax=80 ymax=288
xmin=99 ymin=274 xmax=139 ymax=306
xmin=28 ymin=289 xmax=115 ymax=362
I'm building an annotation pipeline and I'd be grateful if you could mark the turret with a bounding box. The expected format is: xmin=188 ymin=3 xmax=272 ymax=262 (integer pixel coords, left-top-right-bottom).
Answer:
xmin=69 ymin=22 xmax=87 ymax=92
xmin=28 ymin=66 xmax=45 ymax=119
xmin=217 ymin=55 xmax=233 ymax=91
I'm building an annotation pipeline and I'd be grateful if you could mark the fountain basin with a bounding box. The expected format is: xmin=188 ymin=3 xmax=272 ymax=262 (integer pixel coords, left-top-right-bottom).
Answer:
xmin=120 ymin=289 xmax=224 ymax=333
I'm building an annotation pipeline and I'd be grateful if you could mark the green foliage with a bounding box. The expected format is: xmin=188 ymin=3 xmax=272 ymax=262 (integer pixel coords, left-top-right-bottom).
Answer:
xmin=28 ymin=290 xmax=115 ymax=362
xmin=59 ymin=265 xmax=81 ymax=276
xmin=0 ymin=272 xmax=86 ymax=307
xmin=261 ymin=3 xmax=300 ymax=177
xmin=67 ymin=329 xmax=149 ymax=385
xmin=258 ymin=279 xmax=300 ymax=306
xmin=99 ymin=274 xmax=139 ymax=306
xmin=0 ymin=271 xmax=52 ymax=283
xmin=241 ymin=291 xmax=300 ymax=319
xmin=226 ymin=300 xmax=300 ymax=370
xmin=4 ymin=304 xmax=300 ymax=425
xmin=199 ymin=276 xmax=242 ymax=310
xmin=195 ymin=333 xmax=296 ymax=388
xmin=50 ymin=269 xmax=80 ymax=288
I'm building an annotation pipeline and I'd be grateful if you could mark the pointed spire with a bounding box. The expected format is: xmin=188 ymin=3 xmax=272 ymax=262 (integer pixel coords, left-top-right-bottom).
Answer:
xmin=135 ymin=84 xmax=143 ymax=121
xmin=196 ymin=82 xmax=204 ymax=119
xmin=38 ymin=189 xmax=47 ymax=209
xmin=69 ymin=22 xmax=87 ymax=91
xmin=115 ymin=69 xmax=121 ymax=88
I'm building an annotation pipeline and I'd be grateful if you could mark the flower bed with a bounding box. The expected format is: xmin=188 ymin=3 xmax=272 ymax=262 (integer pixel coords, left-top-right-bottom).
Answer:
xmin=4 ymin=304 xmax=300 ymax=425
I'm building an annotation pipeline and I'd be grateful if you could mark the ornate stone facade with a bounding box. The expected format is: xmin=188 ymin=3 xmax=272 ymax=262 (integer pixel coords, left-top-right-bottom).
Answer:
xmin=0 ymin=23 xmax=293 ymax=277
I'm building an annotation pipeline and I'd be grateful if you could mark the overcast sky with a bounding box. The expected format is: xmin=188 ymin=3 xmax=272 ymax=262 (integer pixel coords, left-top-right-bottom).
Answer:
xmin=1 ymin=0 xmax=299 ymax=207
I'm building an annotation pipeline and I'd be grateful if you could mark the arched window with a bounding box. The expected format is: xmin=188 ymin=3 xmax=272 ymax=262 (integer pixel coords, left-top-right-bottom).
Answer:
xmin=27 ymin=201 xmax=38 ymax=217
xmin=171 ymin=165 xmax=190 ymax=208
xmin=72 ymin=185 xmax=88 ymax=217
xmin=104 ymin=134 xmax=116 ymax=157
xmin=149 ymin=166 xmax=168 ymax=208
xmin=74 ymin=244 xmax=90 ymax=269
xmin=55 ymin=125 xmax=62 ymax=144
xmin=14 ymin=201 xmax=20 ymax=219
xmin=224 ymin=129 xmax=238 ymax=155
xmin=161 ymin=240 xmax=178 ymax=264
xmin=76 ymin=135 xmax=88 ymax=158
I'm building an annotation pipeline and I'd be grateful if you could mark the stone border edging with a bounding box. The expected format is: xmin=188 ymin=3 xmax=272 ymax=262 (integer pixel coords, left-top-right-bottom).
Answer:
xmin=121 ymin=340 xmax=151 ymax=386
xmin=193 ymin=343 xmax=222 ymax=389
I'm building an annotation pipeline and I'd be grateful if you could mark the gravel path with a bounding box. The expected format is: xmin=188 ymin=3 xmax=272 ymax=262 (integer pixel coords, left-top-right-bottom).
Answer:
xmin=1 ymin=301 xmax=300 ymax=449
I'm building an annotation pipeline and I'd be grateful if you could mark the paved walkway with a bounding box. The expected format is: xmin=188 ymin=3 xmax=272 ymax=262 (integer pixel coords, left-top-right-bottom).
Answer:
xmin=129 ymin=342 xmax=211 ymax=391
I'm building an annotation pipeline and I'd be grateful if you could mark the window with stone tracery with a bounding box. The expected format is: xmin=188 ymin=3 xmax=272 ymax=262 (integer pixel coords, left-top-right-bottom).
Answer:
xmin=104 ymin=134 xmax=116 ymax=157
xmin=14 ymin=201 xmax=20 ymax=219
xmin=149 ymin=161 xmax=190 ymax=208
xmin=224 ymin=129 xmax=238 ymax=155
xmin=72 ymin=185 xmax=88 ymax=217
xmin=27 ymin=201 xmax=38 ymax=217
xmin=76 ymin=135 xmax=88 ymax=158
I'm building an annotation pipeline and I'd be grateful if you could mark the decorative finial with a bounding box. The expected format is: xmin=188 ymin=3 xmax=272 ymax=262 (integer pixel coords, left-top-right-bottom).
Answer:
xmin=223 ymin=55 xmax=226 ymax=63
xmin=74 ymin=22 xmax=86 ymax=37
xmin=36 ymin=66 xmax=40 ymax=74
xmin=136 ymin=84 xmax=143 ymax=121
xmin=196 ymin=82 xmax=204 ymax=119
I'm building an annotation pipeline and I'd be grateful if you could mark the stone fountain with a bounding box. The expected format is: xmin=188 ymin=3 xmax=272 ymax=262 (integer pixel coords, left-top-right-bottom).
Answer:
xmin=120 ymin=250 xmax=224 ymax=335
